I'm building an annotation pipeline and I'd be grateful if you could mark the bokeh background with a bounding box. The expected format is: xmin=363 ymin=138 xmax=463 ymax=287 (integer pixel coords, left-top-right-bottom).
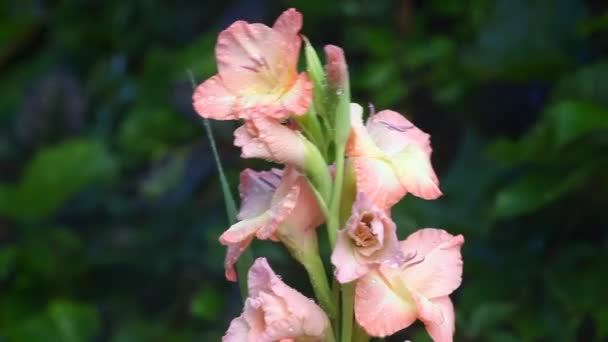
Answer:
xmin=1 ymin=0 xmax=607 ymax=341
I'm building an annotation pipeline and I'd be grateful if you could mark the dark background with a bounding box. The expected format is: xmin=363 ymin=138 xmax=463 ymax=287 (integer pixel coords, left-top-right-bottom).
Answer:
xmin=1 ymin=0 xmax=607 ymax=341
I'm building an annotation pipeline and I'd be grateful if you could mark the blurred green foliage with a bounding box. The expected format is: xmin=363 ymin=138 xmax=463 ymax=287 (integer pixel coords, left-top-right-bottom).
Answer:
xmin=1 ymin=0 xmax=607 ymax=341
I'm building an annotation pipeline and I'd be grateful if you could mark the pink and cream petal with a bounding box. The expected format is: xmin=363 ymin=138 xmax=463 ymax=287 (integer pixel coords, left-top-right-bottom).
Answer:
xmin=192 ymin=75 xmax=239 ymax=120
xmin=235 ymin=118 xmax=307 ymax=167
xmin=216 ymin=22 xmax=287 ymax=92
xmin=223 ymin=236 xmax=254 ymax=282
xmin=277 ymin=72 xmax=312 ymax=117
xmin=237 ymin=168 xmax=282 ymax=220
xmin=400 ymin=228 xmax=464 ymax=299
xmin=351 ymin=157 xmax=406 ymax=210
xmin=222 ymin=315 xmax=250 ymax=342
xmin=331 ymin=229 xmax=371 ymax=283
xmin=366 ymin=110 xmax=432 ymax=156
xmin=219 ymin=214 xmax=270 ymax=245
xmin=355 ymin=271 xmax=418 ymax=337
xmin=393 ymin=144 xmax=442 ymax=200
xmin=347 ymin=103 xmax=384 ymax=157
xmin=422 ymin=296 xmax=455 ymax=342
xmin=272 ymin=8 xmax=302 ymax=38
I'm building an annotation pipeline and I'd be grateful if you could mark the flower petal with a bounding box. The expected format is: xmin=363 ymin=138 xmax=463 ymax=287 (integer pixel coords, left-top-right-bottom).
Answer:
xmin=192 ymin=75 xmax=238 ymax=120
xmin=222 ymin=315 xmax=250 ymax=342
xmin=223 ymin=236 xmax=254 ymax=282
xmin=276 ymin=72 xmax=312 ymax=116
xmin=216 ymin=21 xmax=290 ymax=92
xmin=419 ymin=296 xmax=455 ymax=342
xmin=272 ymin=8 xmax=303 ymax=38
xmin=366 ymin=110 xmax=432 ymax=155
xmin=248 ymin=258 xmax=329 ymax=338
xmin=400 ymin=228 xmax=464 ymax=298
xmin=234 ymin=118 xmax=307 ymax=168
xmin=393 ymin=144 xmax=442 ymax=200
xmin=219 ymin=214 xmax=270 ymax=245
xmin=256 ymin=168 xmax=301 ymax=240
xmin=350 ymin=157 xmax=406 ymax=210
xmin=332 ymin=229 xmax=372 ymax=283
xmin=238 ymin=168 xmax=282 ymax=220
xmin=354 ymin=270 xmax=417 ymax=337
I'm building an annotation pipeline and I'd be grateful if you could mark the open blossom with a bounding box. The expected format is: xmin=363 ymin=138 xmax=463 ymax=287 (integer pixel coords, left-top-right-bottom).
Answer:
xmin=193 ymin=8 xmax=312 ymax=121
xmin=219 ymin=167 xmax=323 ymax=281
xmin=354 ymin=228 xmax=464 ymax=341
xmin=346 ymin=103 xmax=442 ymax=209
xmin=223 ymin=258 xmax=330 ymax=342
xmin=234 ymin=117 xmax=307 ymax=168
xmin=331 ymin=193 xmax=405 ymax=283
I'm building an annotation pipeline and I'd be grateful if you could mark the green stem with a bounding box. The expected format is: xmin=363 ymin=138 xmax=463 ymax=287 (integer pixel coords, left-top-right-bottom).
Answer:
xmin=295 ymin=107 xmax=328 ymax=159
xmin=341 ymin=282 xmax=355 ymax=342
xmin=302 ymin=252 xmax=337 ymax=319
xmin=332 ymin=278 xmax=341 ymax=338
xmin=326 ymin=145 xmax=346 ymax=247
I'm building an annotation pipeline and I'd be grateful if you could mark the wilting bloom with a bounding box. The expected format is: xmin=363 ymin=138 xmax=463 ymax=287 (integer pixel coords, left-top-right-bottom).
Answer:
xmin=193 ymin=8 xmax=312 ymax=121
xmin=331 ymin=193 xmax=405 ymax=283
xmin=354 ymin=228 xmax=464 ymax=341
xmin=223 ymin=258 xmax=330 ymax=342
xmin=346 ymin=103 xmax=442 ymax=209
xmin=234 ymin=117 xmax=307 ymax=168
xmin=219 ymin=167 xmax=323 ymax=281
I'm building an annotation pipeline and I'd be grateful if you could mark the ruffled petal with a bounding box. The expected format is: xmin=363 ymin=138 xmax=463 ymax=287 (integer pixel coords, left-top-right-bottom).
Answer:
xmin=219 ymin=214 xmax=270 ymax=245
xmin=272 ymin=8 xmax=302 ymax=38
xmin=332 ymin=228 xmax=371 ymax=283
xmin=393 ymin=144 xmax=442 ymax=200
xmin=216 ymin=21 xmax=290 ymax=92
xmin=234 ymin=118 xmax=307 ymax=168
xmin=346 ymin=103 xmax=384 ymax=157
xmin=332 ymin=193 xmax=404 ymax=283
xmin=277 ymin=72 xmax=312 ymax=116
xmin=223 ymin=236 xmax=254 ymax=282
xmin=256 ymin=168 xmax=300 ymax=240
xmin=350 ymin=156 xmax=406 ymax=210
xmin=418 ymin=296 xmax=455 ymax=342
xmin=192 ymin=75 xmax=238 ymax=120
xmin=354 ymin=270 xmax=417 ymax=337
xmin=238 ymin=168 xmax=282 ymax=220
xmin=400 ymin=228 xmax=464 ymax=299
xmin=248 ymin=258 xmax=329 ymax=339
xmin=366 ymin=110 xmax=432 ymax=155
xmin=222 ymin=315 xmax=250 ymax=342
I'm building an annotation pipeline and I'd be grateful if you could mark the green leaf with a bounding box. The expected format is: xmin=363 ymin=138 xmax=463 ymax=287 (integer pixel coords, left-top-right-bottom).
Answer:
xmin=550 ymin=62 xmax=608 ymax=107
xmin=118 ymin=106 xmax=197 ymax=161
xmin=6 ymin=300 xmax=100 ymax=342
xmin=0 ymin=139 xmax=117 ymax=220
xmin=493 ymin=167 xmax=590 ymax=218
xmin=469 ymin=302 xmax=516 ymax=337
xmin=0 ymin=246 xmax=17 ymax=279
xmin=189 ymin=286 xmax=223 ymax=321
xmin=47 ymin=300 xmax=100 ymax=342
xmin=545 ymin=100 xmax=608 ymax=147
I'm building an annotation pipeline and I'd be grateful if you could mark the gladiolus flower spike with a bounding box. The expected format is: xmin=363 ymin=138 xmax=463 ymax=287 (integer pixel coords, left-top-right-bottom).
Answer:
xmin=192 ymin=8 xmax=464 ymax=342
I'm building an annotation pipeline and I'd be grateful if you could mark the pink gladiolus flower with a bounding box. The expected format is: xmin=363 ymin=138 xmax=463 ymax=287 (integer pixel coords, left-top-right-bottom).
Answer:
xmin=346 ymin=103 xmax=442 ymax=209
xmin=193 ymin=8 xmax=312 ymax=121
xmin=331 ymin=193 xmax=405 ymax=283
xmin=354 ymin=228 xmax=464 ymax=341
xmin=223 ymin=258 xmax=330 ymax=342
xmin=219 ymin=167 xmax=323 ymax=281
xmin=234 ymin=117 xmax=307 ymax=168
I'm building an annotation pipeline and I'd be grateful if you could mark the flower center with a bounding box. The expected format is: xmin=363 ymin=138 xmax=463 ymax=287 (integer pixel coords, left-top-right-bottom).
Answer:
xmin=352 ymin=212 xmax=378 ymax=247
